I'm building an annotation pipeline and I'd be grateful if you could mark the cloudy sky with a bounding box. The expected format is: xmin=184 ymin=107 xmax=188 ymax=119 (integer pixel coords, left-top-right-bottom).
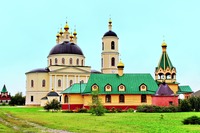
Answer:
xmin=0 ymin=0 xmax=200 ymax=95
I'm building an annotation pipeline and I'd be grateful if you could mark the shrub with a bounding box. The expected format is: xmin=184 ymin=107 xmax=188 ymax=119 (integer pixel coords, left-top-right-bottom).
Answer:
xmin=127 ymin=108 xmax=134 ymax=113
xmin=137 ymin=105 xmax=179 ymax=113
xmin=43 ymin=99 xmax=61 ymax=112
xmin=77 ymin=108 xmax=88 ymax=113
xmin=110 ymin=107 xmax=117 ymax=113
xmin=116 ymin=108 xmax=123 ymax=113
xmin=182 ymin=116 xmax=200 ymax=125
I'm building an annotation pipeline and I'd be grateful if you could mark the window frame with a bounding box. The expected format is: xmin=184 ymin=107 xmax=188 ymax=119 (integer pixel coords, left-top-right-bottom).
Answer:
xmin=62 ymin=58 xmax=65 ymax=64
xmin=31 ymin=80 xmax=34 ymax=87
xmin=58 ymin=79 xmax=61 ymax=87
xmin=31 ymin=96 xmax=34 ymax=102
xmin=141 ymin=94 xmax=147 ymax=103
xmin=76 ymin=58 xmax=79 ymax=65
xmin=119 ymin=94 xmax=125 ymax=103
xmin=111 ymin=57 xmax=115 ymax=66
xmin=105 ymin=94 xmax=111 ymax=103
xmin=111 ymin=41 xmax=115 ymax=50
xmin=69 ymin=58 xmax=73 ymax=65
xmin=42 ymin=79 xmax=45 ymax=87
xmin=55 ymin=58 xmax=58 ymax=65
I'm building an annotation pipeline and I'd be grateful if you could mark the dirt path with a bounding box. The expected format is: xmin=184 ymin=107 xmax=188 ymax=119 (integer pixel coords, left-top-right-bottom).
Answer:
xmin=0 ymin=112 xmax=72 ymax=133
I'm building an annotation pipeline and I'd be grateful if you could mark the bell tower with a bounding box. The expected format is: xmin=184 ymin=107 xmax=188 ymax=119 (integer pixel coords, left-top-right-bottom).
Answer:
xmin=155 ymin=41 xmax=178 ymax=93
xmin=101 ymin=18 xmax=119 ymax=73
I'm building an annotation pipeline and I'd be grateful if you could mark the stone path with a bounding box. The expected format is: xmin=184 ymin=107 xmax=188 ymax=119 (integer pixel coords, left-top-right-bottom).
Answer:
xmin=0 ymin=112 xmax=71 ymax=133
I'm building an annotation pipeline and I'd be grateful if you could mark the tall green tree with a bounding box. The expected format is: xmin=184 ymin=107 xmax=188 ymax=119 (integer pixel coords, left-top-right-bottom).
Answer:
xmin=9 ymin=92 xmax=25 ymax=105
xmin=89 ymin=90 xmax=105 ymax=116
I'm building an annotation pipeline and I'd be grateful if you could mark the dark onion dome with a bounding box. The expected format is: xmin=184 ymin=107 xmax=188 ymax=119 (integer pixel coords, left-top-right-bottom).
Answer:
xmin=103 ymin=30 xmax=118 ymax=37
xmin=41 ymin=96 xmax=48 ymax=100
xmin=26 ymin=68 xmax=49 ymax=74
xmin=47 ymin=91 xmax=59 ymax=96
xmin=91 ymin=69 xmax=101 ymax=74
xmin=49 ymin=41 xmax=84 ymax=56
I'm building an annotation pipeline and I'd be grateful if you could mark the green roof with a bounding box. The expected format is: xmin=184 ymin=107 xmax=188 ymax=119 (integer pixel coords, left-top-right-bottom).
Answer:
xmin=83 ymin=73 xmax=158 ymax=94
xmin=61 ymin=83 xmax=86 ymax=94
xmin=156 ymin=51 xmax=174 ymax=70
xmin=1 ymin=85 xmax=8 ymax=93
xmin=177 ymin=86 xmax=193 ymax=94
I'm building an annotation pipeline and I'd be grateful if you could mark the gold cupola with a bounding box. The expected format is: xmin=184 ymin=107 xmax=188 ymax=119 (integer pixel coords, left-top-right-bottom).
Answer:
xmin=73 ymin=29 xmax=77 ymax=36
xmin=162 ymin=40 xmax=167 ymax=52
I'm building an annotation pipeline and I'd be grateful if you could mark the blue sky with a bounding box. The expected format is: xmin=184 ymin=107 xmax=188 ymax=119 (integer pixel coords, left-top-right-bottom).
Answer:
xmin=0 ymin=0 xmax=200 ymax=95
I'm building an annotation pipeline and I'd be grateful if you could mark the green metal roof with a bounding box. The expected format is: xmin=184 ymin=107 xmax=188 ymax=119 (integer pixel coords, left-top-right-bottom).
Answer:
xmin=61 ymin=83 xmax=86 ymax=94
xmin=177 ymin=86 xmax=193 ymax=94
xmin=156 ymin=51 xmax=174 ymax=70
xmin=83 ymin=73 xmax=158 ymax=94
xmin=1 ymin=85 xmax=8 ymax=93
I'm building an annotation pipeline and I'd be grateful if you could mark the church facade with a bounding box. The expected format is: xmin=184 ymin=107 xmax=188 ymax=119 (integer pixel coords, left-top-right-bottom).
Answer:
xmin=25 ymin=19 xmax=193 ymax=109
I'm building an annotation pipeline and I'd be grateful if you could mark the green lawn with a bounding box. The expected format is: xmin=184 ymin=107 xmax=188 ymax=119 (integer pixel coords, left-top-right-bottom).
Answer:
xmin=0 ymin=107 xmax=200 ymax=133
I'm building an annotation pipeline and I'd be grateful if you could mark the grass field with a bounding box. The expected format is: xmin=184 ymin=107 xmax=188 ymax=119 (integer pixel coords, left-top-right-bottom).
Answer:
xmin=0 ymin=107 xmax=200 ymax=133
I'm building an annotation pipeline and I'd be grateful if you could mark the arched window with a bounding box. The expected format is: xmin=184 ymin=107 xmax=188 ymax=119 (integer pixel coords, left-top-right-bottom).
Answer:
xmin=58 ymin=79 xmax=61 ymax=87
xmin=111 ymin=57 xmax=115 ymax=66
xmin=42 ymin=80 xmax=45 ymax=87
xmin=102 ymin=42 xmax=104 ymax=50
xmin=141 ymin=94 xmax=147 ymax=103
xmin=172 ymin=73 xmax=176 ymax=79
xmin=105 ymin=94 xmax=111 ymax=103
xmin=119 ymin=94 xmax=124 ymax=103
xmin=55 ymin=58 xmax=58 ymax=65
xmin=50 ymin=59 xmax=52 ymax=66
xmin=81 ymin=59 xmax=84 ymax=66
xmin=111 ymin=41 xmax=115 ymax=50
xmin=31 ymin=80 xmax=34 ymax=87
xmin=64 ymin=95 xmax=68 ymax=103
xmin=166 ymin=73 xmax=171 ymax=79
xmin=76 ymin=58 xmax=79 ymax=65
xmin=70 ymin=80 xmax=73 ymax=86
xmin=158 ymin=73 xmax=164 ymax=79
xmin=62 ymin=58 xmax=65 ymax=64
xmin=69 ymin=58 xmax=73 ymax=65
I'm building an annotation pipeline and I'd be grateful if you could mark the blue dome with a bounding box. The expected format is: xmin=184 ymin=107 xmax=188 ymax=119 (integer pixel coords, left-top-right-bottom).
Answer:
xmin=103 ymin=31 xmax=118 ymax=37
xmin=49 ymin=41 xmax=84 ymax=56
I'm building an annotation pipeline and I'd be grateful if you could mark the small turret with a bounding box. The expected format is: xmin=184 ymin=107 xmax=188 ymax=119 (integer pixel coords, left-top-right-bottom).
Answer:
xmin=117 ymin=60 xmax=124 ymax=76
xmin=56 ymin=32 xmax=61 ymax=44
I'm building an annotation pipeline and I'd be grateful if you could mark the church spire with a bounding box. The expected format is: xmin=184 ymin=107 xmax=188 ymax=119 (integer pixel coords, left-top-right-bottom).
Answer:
xmin=155 ymin=41 xmax=176 ymax=84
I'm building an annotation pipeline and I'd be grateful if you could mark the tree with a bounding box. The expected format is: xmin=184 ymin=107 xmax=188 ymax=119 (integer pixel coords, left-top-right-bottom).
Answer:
xmin=89 ymin=91 xmax=105 ymax=116
xmin=9 ymin=92 xmax=25 ymax=105
xmin=179 ymin=99 xmax=191 ymax=112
